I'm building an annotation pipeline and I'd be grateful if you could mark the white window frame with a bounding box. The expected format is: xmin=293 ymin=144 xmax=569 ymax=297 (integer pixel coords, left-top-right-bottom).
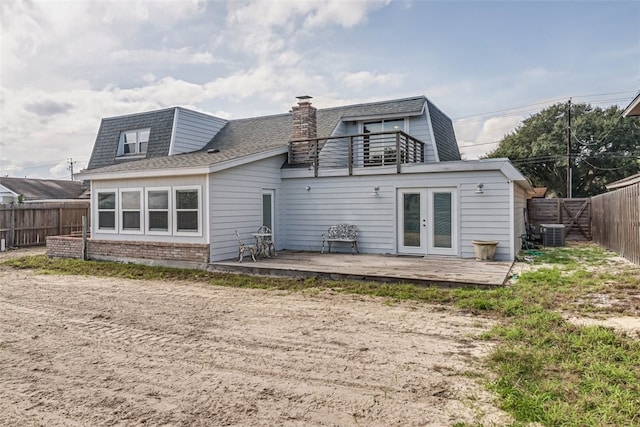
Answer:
xmin=119 ymin=188 xmax=143 ymax=234
xmin=96 ymin=189 xmax=118 ymax=233
xmin=117 ymin=128 xmax=150 ymax=157
xmin=173 ymin=185 xmax=202 ymax=236
xmin=145 ymin=187 xmax=172 ymax=236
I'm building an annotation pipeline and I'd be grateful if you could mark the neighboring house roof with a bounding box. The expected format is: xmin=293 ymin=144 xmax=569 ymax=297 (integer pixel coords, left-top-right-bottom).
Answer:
xmin=605 ymin=172 xmax=640 ymax=190
xmin=0 ymin=177 xmax=86 ymax=201
xmin=80 ymin=96 xmax=459 ymax=178
xmin=622 ymin=92 xmax=640 ymax=117
xmin=528 ymin=187 xmax=548 ymax=199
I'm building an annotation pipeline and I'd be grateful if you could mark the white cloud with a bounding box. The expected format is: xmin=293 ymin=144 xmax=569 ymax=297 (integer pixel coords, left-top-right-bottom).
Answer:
xmin=342 ymin=71 xmax=405 ymax=90
xmin=455 ymin=115 xmax=523 ymax=159
xmin=111 ymin=48 xmax=217 ymax=65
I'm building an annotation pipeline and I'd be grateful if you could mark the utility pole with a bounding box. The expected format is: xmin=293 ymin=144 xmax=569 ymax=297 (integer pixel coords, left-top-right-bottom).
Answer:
xmin=566 ymin=99 xmax=572 ymax=198
xmin=67 ymin=158 xmax=75 ymax=181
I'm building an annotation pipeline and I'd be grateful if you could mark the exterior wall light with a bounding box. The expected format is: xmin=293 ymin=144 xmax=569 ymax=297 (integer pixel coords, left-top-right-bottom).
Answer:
xmin=475 ymin=183 xmax=484 ymax=194
xmin=372 ymin=186 xmax=380 ymax=196
xmin=305 ymin=186 xmax=311 ymax=191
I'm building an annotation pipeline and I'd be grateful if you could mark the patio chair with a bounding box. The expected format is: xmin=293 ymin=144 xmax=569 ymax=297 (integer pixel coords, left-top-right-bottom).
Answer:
xmin=256 ymin=226 xmax=276 ymax=258
xmin=235 ymin=230 xmax=256 ymax=263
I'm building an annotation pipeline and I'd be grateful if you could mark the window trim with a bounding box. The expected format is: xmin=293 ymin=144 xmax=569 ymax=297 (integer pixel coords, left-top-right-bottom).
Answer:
xmin=119 ymin=188 xmax=143 ymax=234
xmin=173 ymin=185 xmax=202 ymax=236
xmin=96 ymin=189 xmax=118 ymax=233
xmin=145 ymin=187 xmax=172 ymax=236
xmin=117 ymin=128 xmax=150 ymax=157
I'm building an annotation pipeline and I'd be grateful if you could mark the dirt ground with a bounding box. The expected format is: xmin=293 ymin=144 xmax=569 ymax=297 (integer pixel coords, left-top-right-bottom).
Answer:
xmin=0 ymin=248 xmax=510 ymax=426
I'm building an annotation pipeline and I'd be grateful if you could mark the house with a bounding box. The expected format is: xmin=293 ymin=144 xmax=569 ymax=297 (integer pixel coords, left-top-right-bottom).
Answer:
xmin=72 ymin=96 xmax=532 ymax=267
xmin=622 ymin=91 xmax=640 ymax=117
xmin=0 ymin=177 xmax=87 ymax=204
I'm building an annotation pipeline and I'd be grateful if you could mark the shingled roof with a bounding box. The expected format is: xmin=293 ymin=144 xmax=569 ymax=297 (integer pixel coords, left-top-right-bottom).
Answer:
xmin=0 ymin=177 xmax=86 ymax=201
xmin=82 ymin=96 xmax=459 ymax=176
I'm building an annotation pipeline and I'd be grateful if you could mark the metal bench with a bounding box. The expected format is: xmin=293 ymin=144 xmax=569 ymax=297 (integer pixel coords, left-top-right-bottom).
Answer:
xmin=321 ymin=224 xmax=359 ymax=255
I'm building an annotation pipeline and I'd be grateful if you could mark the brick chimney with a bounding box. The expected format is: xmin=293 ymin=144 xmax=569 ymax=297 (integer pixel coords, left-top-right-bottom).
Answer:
xmin=292 ymin=95 xmax=317 ymax=140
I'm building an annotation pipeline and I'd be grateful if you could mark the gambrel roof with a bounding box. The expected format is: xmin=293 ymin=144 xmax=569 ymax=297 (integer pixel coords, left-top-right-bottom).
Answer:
xmin=80 ymin=96 xmax=459 ymax=178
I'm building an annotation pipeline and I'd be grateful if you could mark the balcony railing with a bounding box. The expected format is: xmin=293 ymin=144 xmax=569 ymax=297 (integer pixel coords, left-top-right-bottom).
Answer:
xmin=288 ymin=130 xmax=425 ymax=176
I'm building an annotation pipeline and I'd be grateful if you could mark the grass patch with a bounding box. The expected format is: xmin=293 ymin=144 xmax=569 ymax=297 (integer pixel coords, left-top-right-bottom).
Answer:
xmin=3 ymin=244 xmax=640 ymax=426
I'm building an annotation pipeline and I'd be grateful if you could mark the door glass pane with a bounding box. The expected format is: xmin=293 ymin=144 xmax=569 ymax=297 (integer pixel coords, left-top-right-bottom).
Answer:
xmin=433 ymin=192 xmax=452 ymax=248
xmin=403 ymin=193 xmax=421 ymax=247
xmin=262 ymin=193 xmax=272 ymax=229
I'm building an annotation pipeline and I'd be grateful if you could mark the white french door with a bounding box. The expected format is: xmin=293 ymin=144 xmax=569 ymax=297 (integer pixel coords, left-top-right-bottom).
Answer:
xmin=397 ymin=189 xmax=427 ymax=253
xmin=427 ymin=188 xmax=457 ymax=255
xmin=397 ymin=188 xmax=457 ymax=256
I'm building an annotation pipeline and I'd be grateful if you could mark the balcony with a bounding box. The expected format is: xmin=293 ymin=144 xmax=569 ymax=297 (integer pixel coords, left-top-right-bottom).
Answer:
xmin=288 ymin=130 xmax=425 ymax=177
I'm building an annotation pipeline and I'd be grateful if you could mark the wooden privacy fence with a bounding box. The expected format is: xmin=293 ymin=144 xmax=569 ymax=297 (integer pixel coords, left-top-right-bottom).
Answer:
xmin=0 ymin=201 xmax=90 ymax=248
xmin=527 ymin=198 xmax=592 ymax=241
xmin=591 ymin=182 xmax=640 ymax=265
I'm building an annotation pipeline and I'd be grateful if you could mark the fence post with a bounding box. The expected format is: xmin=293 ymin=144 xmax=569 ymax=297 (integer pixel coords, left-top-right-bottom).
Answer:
xmin=82 ymin=215 xmax=88 ymax=260
xmin=8 ymin=204 xmax=15 ymax=248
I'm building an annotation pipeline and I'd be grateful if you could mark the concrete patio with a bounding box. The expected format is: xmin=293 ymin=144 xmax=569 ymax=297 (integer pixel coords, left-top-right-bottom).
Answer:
xmin=209 ymin=251 xmax=514 ymax=288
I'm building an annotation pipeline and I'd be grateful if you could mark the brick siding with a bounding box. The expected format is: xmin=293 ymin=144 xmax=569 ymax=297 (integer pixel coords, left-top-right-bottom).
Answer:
xmin=47 ymin=236 xmax=210 ymax=264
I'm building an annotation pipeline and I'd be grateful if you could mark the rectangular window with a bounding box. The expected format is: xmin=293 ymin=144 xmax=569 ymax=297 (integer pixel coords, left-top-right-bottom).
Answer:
xmin=175 ymin=188 xmax=200 ymax=233
xmin=363 ymin=119 xmax=405 ymax=166
xmin=147 ymin=189 xmax=170 ymax=233
xmin=120 ymin=190 xmax=141 ymax=232
xmin=97 ymin=192 xmax=116 ymax=230
xmin=118 ymin=128 xmax=150 ymax=156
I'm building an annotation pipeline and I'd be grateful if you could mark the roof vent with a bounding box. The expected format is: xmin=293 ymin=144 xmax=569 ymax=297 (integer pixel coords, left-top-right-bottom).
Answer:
xmin=207 ymin=148 xmax=220 ymax=154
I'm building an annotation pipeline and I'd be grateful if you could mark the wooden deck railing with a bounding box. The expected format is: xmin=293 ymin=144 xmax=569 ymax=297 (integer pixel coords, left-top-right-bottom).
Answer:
xmin=289 ymin=131 xmax=425 ymax=176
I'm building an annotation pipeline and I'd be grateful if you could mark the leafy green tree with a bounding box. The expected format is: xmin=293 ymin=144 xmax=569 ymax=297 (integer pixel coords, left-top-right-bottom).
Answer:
xmin=485 ymin=102 xmax=640 ymax=197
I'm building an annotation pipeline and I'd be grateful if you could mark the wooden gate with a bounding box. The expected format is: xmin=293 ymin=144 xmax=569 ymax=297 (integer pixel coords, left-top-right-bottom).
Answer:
xmin=527 ymin=198 xmax=591 ymax=241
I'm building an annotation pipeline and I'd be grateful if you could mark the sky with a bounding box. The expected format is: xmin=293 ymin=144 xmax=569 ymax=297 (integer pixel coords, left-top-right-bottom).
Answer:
xmin=1 ymin=0 xmax=639 ymax=180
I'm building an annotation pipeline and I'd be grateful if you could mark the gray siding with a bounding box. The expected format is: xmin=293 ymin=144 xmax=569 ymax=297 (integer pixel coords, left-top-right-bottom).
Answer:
xmin=280 ymin=169 xmax=516 ymax=260
xmin=209 ymin=155 xmax=284 ymax=262
xmin=172 ymin=108 xmax=227 ymax=155
xmin=407 ymin=114 xmax=437 ymax=162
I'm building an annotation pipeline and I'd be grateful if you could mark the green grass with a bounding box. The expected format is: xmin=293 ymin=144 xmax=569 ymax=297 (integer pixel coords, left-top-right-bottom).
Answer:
xmin=3 ymin=244 xmax=640 ymax=426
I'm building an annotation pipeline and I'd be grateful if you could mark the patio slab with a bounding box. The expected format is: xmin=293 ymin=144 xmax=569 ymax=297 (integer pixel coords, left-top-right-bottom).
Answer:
xmin=208 ymin=251 xmax=514 ymax=288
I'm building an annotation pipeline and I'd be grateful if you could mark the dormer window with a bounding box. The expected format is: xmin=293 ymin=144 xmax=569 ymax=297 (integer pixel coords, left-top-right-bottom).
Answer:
xmin=118 ymin=128 xmax=150 ymax=156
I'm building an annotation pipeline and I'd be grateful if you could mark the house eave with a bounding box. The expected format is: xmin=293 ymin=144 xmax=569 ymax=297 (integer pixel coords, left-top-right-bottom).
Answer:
xmin=208 ymin=147 xmax=289 ymax=173
xmin=281 ymin=158 xmax=534 ymax=189
xmin=77 ymin=166 xmax=212 ymax=181
xmin=622 ymin=92 xmax=640 ymax=117
xmin=77 ymin=147 xmax=289 ymax=181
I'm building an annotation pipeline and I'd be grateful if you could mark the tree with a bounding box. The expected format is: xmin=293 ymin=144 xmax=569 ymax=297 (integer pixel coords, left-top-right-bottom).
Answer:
xmin=485 ymin=102 xmax=640 ymax=197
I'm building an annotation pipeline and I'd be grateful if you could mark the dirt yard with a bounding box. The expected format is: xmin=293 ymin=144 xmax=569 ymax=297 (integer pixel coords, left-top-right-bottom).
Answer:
xmin=0 ymin=248 xmax=510 ymax=426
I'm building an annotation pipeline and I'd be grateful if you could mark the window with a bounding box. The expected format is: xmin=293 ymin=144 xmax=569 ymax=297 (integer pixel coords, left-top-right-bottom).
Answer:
xmin=120 ymin=190 xmax=142 ymax=232
xmin=118 ymin=128 xmax=150 ymax=156
xmin=363 ymin=119 xmax=405 ymax=166
xmin=97 ymin=191 xmax=116 ymax=230
xmin=174 ymin=187 xmax=200 ymax=233
xmin=146 ymin=189 xmax=170 ymax=233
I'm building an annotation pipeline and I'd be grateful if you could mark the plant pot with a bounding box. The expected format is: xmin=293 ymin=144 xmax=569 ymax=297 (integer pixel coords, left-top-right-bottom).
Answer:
xmin=472 ymin=240 xmax=498 ymax=261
